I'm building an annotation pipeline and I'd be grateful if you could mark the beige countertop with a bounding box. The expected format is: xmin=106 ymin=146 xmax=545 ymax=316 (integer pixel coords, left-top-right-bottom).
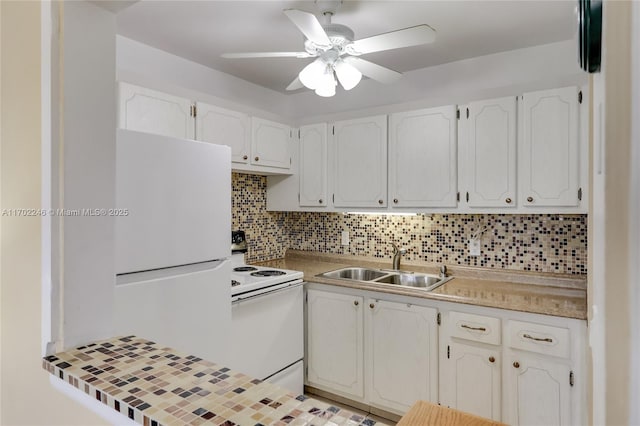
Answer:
xmin=254 ymin=250 xmax=587 ymax=320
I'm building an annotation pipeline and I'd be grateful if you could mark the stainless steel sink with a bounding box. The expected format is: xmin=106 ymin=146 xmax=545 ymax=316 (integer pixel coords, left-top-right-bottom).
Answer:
xmin=318 ymin=267 xmax=452 ymax=292
xmin=320 ymin=267 xmax=388 ymax=281
xmin=374 ymin=273 xmax=452 ymax=291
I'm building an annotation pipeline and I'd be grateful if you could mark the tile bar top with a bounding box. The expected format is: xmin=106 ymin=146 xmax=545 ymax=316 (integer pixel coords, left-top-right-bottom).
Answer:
xmin=42 ymin=336 xmax=387 ymax=426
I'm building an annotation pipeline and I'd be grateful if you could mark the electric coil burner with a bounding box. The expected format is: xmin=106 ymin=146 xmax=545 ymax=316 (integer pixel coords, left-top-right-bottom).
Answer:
xmin=250 ymin=270 xmax=287 ymax=277
xmin=233 ymin=266 xmax=258 ymax=272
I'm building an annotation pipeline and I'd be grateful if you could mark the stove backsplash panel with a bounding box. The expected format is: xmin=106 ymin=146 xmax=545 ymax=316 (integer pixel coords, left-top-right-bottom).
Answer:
xmin=232 ymin=173 xmax=587 ymax=275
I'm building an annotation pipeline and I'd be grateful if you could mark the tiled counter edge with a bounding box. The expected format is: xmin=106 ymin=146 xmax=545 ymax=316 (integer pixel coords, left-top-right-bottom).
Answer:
xmin=42 ymin=336 xmax=386 ymax=426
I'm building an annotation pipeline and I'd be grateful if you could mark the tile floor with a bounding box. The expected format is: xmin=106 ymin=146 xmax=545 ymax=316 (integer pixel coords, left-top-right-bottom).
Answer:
xmin=306 ymin=395 xmax=396 ymax=426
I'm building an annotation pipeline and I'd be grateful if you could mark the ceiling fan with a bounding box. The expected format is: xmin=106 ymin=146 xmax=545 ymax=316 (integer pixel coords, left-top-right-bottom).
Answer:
xmin=221 ymin=0 xmax=436 ymax=97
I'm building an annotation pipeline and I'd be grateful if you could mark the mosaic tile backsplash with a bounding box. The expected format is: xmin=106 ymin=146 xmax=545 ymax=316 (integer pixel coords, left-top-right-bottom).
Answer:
xmin=232 ymin=173 xmax=587 ymax=275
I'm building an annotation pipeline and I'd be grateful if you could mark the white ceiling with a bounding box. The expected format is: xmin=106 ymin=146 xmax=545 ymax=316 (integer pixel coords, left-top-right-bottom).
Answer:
xmin=116 ymin=1 xmax=577 ymax=94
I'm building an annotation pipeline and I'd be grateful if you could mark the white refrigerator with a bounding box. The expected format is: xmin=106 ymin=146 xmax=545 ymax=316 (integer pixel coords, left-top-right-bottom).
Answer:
xmin=113 ymin=129 xmax=231 ymax=365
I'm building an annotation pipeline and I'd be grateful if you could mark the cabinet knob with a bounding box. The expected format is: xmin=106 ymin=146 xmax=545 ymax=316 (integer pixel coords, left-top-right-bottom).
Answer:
xmin=318 ymin=199 xmax=323 ymax=204
xmin=378 ymin=199 xmax=383 ymax=205
xmin=505 ymin=198 xmax=512 ymax=204
xmin=242 ymin=155 xmax=248 ymax=160
xmin=393 ymin=198 xmax=399 ymax=204
xmin=489 ymin=356 xmax=495 ymax=363
xmin=369 ymin=303 xmax=375 ymax=309
xmin=513 ymin=361 xmax=520 ymax=368
xmin=255 ymin=156 xmax=259 ymax=162
xmin=353 ymin=300 xmax=359 ymax=306
xmin=527 ymin=196 xmax=533 ymax=203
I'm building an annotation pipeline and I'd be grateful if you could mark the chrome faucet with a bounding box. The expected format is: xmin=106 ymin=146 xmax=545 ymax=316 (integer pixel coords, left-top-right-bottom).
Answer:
xmin=391 ymin=243 xmax=407 ymax=270
xmin=439 ymin=265 xmax=447 ymax=280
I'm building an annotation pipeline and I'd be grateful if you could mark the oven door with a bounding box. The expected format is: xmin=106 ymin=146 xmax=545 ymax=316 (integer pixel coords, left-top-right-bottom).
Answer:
xmin=229 ymin=281 xmax=304 ymax=388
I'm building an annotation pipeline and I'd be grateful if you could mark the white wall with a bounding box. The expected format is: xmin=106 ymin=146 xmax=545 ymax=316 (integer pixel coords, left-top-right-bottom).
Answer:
xmin=293 ymin=40 xmax=587 ymax=123
xmin=0 ymin=1 xmax=109 ymax=424
xmin=58 ymin=0 xmax=116 ymax=350
xmin=116 ymin=35 xmax=293 ymax=125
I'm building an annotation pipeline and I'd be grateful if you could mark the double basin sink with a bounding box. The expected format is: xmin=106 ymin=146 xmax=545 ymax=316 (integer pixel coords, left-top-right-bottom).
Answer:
xmin=318 ymin=267 xmax=453 ymax=292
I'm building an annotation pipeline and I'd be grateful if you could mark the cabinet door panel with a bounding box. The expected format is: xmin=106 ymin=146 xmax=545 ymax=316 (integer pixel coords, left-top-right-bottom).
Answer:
xmin=448 ymin=342 xmax=501 ymax=421
xmin=368 ymin=300 xmax=438 ymax=414
xmin=389 ymin=106 xmax=457 ymax=207
xmin=466 ymin=97 xmax=517 ymax=207
xmin=299 ymin=124 xmax=328 ymax=207
xmin=195 ymin=102 xmax=250 ymax=163
xmin=306 ymin=289 xmax=364 ymax=399
xmin=521 ymin=87 xmax=579 ymax=207
xmin=333 ymin=116 xmax=387 ymax=207
xmin=118 ymin=82 xmax=194 ymax=139
xmin=506 ymin=354 xmax=572 ymax=426
xmin=251 ymin=118 xmax=291 ymax=169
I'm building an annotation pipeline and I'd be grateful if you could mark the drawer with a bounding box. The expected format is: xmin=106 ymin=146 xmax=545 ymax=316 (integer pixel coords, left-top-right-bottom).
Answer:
xmin=449 ymin=311 xmax=501 ymax=345
xmin=507 ymin=320 xmax=570 ymax=358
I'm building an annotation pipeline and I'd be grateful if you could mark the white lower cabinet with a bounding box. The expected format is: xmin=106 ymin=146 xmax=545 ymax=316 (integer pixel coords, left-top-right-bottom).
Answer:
xmin=505 ymin=353 xmax=572 ymax=426
xmin=367 ymin=299 xmax=438 ymax=414
xmin=305 ymin=284 xmax=586 ymax=423
xmin=444 ymin=341 xmax=502 ymax=421
xmin=440 ymin=311 xmax=502 ymax=421
xmin=306 ymin=289 xmax=364 ymax=399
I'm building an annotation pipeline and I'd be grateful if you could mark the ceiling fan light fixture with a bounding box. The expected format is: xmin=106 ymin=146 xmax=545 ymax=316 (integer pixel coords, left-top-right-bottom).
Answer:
xmin=334 ymin=59 xmax=362 ymax=90
xmin=299 ymin=58 xmax=326 ymax=90
xmin=314 ymin=70 xmax=337 ymax=97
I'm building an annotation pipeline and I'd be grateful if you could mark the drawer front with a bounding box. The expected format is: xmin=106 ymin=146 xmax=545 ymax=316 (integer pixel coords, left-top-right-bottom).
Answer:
xmin=507 ymin=320 xmax=570 ymax=358
xmin=449 ymin=311 xmax=501 ymax=345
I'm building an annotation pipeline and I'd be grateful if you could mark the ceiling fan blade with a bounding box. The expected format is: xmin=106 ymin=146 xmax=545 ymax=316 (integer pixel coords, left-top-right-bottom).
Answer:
xmin=343 ymin=57 xmax=402 ymax=84
xmin=286 ymin=77 xmax=304 ymax=91
xmin=221 ymin=52 xmax=313 ymax=59
xmin=283 ymin=9 xmax=331 ymax=47
xmin=348 ymin=25 xmax=436 ymax=55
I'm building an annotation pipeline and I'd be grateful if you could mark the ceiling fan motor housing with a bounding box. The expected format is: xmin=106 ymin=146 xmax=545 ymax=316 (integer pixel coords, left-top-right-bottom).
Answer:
xmin=304 ymin=23 xmax=354 ymax=55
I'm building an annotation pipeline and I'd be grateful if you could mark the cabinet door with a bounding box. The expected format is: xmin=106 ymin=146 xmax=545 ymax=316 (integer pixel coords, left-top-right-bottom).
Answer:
xmin=465 ymin=97 xmax=517 ymax=207
xmin=299 ymin=124 xmax=328 ymax=207
xmin=118 ymin=82 xmax=194 ymax=139
xmin=367 ymin=299 xmax=438 ymax=414
xmin=505 ymin=353 xmax=572 ymax=426
xmin=389 ymin=106 xmax=457 ymax=207
xmin=332 ymin=116 xmax=387 ymax=208
xmin=445 ymin=342 xmax=501 ymax=421
xmin=306 ymin=289 xmax=364 ymax=399
xmin=195 ymin=102 xmax=250 ymax=164
xmin=520 ymin=87 xmax=580 ymax=207
xmin=251 ymin=117 xmax=291 ymax=169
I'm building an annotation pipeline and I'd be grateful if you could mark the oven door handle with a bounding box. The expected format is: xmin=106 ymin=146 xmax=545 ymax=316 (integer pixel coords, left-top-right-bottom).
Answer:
xmin=232 ymin=281 xmax=304 ymax=305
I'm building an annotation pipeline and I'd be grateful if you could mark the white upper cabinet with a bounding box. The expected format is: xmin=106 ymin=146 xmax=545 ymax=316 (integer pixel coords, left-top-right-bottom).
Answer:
xmin=464 ymin=96 xmax=517 ymax=208
xmin=332 ymin=115 xmax=387 ymax=208
xmin=520 ymin=87 xmax=580 ymax=207
xmin=389 ymin=106 xmax=458 ymax=208
xmin=299 ymin=124 xmax=328 ymax=207
xmin=251 ymin=117 xmax=291 ymax=169
xmin=118 ymin=82 xmax=194 ymax=140
xmin=195 ymin=102 xmax=250 ymax=164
